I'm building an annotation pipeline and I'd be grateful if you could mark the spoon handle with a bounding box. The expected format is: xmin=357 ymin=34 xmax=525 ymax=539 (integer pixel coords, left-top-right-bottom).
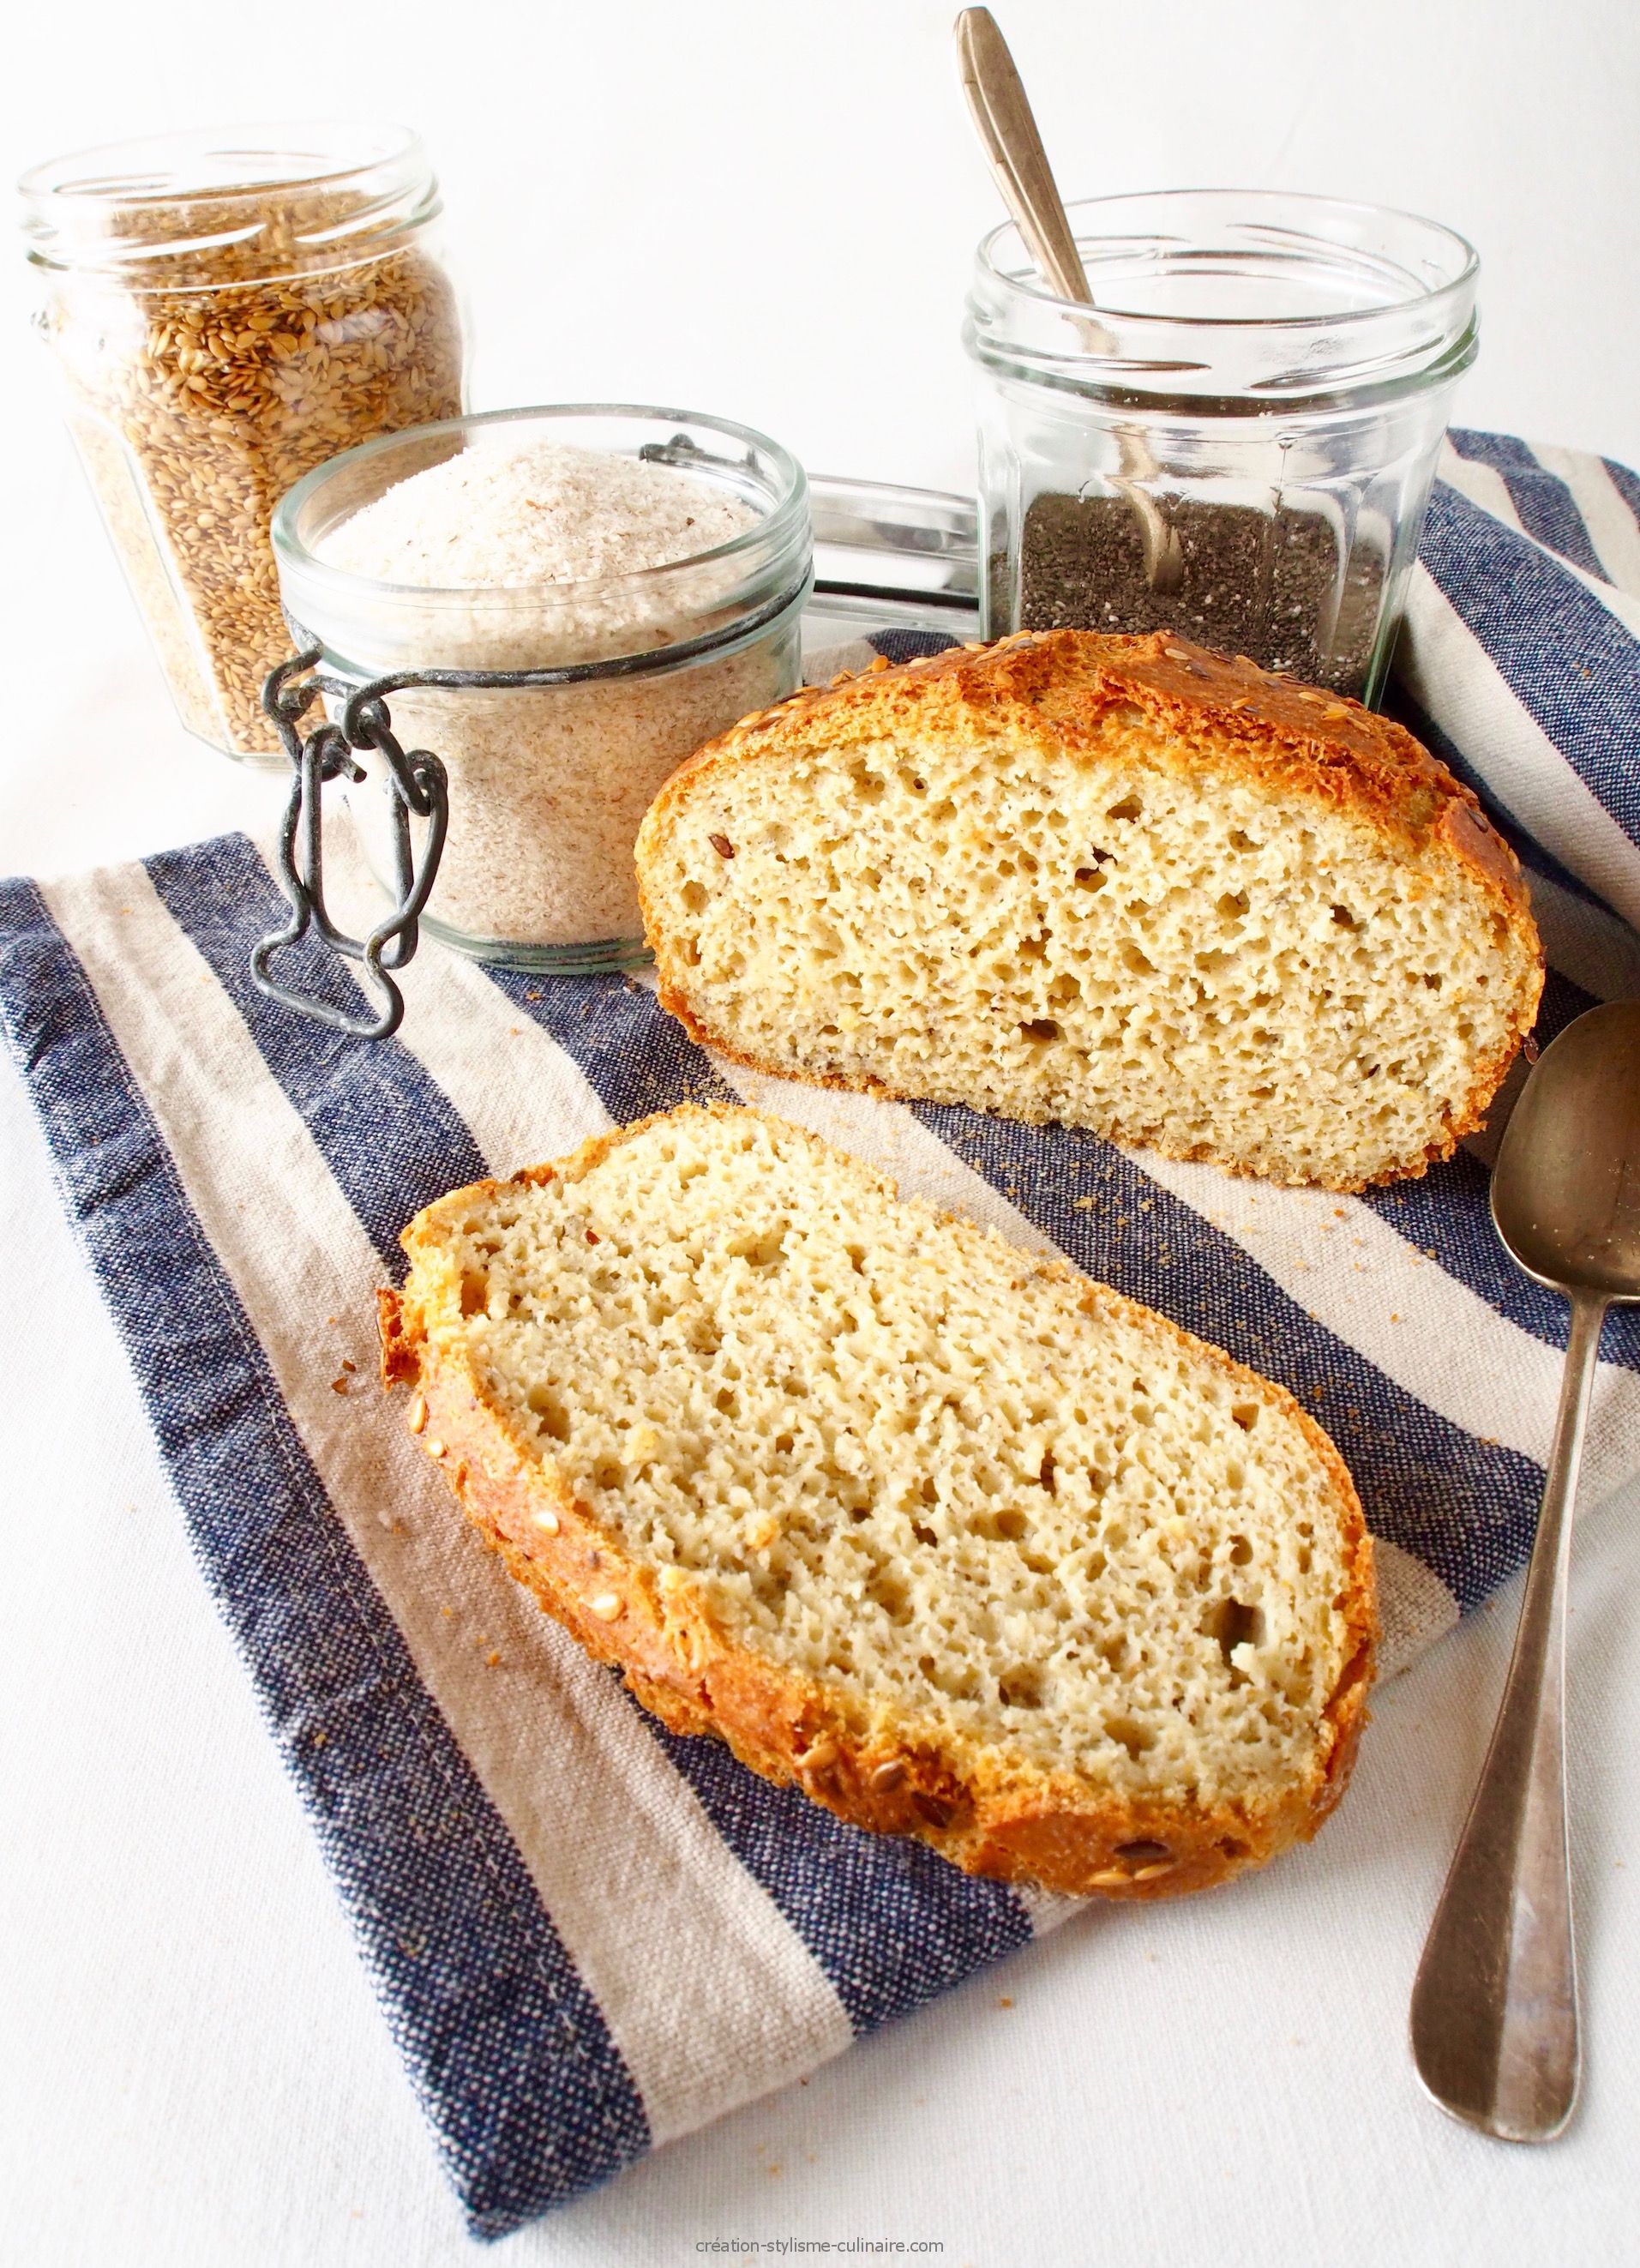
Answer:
xmin=1410 ymin=1290 xmax=1607 ymax=2140
xmin=953 ymin=9 xmax=1108 ymax=330
xmin=952 ymin=8 xmax=1180 ymax=591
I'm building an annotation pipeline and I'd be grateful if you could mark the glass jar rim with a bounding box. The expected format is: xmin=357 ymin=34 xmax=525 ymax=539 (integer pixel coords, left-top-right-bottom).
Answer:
xmin=975 ymin=187 xmax=1479 ymax=333
xmin=18 ymin=121 xmax=436 ymax=277
xmin=272 ymin=402 xmax=811 ymax=615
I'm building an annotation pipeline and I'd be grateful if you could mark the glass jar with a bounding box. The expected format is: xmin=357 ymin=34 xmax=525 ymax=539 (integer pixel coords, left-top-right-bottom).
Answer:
xmin=965 ymin=190 xmax=1479 ymax=702
xmin=272 ymin=404 xmax=812 ymax=973
xmin=20 ymin=123 xmax=465 ymax=765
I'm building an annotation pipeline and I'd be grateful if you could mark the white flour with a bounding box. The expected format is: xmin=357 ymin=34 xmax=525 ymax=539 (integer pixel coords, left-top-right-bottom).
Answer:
xmin=318 ymin=438 xmax=788 ymax=951
xmin=321 ymin=438 xmax=758 ymax=587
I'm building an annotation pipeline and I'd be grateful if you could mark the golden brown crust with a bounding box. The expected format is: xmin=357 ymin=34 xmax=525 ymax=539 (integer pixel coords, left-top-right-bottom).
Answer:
xmin=380 ymin=1102 xmax=1379 ymax=1902
xmin=636 ymin=630 xmax=1545 ymax=1192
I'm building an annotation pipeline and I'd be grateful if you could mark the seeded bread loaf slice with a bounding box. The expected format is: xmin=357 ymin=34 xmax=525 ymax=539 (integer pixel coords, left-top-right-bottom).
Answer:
xmin=634 ymin=629 xmax=1543 ymax=1191
xmin=377 ymin=1104 xmax=1375 ymax=1899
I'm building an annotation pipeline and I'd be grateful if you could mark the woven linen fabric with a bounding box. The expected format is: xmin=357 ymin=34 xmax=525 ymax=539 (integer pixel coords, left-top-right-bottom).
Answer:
xmin=3 ymin=428 xmax=1637 ymax=2241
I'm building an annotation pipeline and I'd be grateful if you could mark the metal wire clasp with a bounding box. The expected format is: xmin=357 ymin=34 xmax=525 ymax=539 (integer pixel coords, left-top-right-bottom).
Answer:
xmin=251 ymin=651 xmax=448 ymax=1040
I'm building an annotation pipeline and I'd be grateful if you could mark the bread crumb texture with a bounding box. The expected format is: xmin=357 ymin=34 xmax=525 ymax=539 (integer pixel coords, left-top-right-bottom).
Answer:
xmin=387 ymin=1105 xmax=1375 ymax=1897
xmin=637 ymin=630 xmax=1543 ymax=1190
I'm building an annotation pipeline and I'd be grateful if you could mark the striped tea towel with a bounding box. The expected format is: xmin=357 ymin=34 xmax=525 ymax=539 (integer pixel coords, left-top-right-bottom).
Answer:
xmin=3 ymin=427 xmax=1637 ymax=2241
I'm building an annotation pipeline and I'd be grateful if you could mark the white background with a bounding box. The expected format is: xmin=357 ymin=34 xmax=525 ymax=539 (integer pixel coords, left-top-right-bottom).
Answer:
xmin=3 ymin=4 xmax=1639 ymax=2265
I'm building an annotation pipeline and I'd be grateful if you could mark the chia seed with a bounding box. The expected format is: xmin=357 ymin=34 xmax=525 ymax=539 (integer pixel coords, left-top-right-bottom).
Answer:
xmin=1011 ymin=492 xmax=1385 ymax=695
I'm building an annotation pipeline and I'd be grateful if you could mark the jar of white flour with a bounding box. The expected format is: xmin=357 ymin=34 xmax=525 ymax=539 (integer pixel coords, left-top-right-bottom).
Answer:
xmin=271 ymin=404 xmax=810 ymax=969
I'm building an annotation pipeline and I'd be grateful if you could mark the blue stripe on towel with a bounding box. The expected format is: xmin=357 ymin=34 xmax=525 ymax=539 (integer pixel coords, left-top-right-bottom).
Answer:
xmin=1418 ymin=484 xmax=1640 ymax=849
xmin=498 ymin=968 xmax=1036 ymax=2012
xmin=0 ymin=875 xmax=650 ymax=2241
xmin=643 ymin=1720 xmax=1034 ymax=2030
xmin=1448 ymin=430 xmax=1605 ymax=576
xmin=143 ymin=835 xmax=487 ymax=1281
xmin=912 ymin=1100 xmax=1544 ymax=1612
xmin=1601 ymin=455 xmax=1640 ymax=531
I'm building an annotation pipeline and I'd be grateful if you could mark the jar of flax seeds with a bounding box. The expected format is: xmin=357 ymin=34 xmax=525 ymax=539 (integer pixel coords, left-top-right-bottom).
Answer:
xmin=965 ymin=190 xmax=1478 ymax=702
xmin=21 ymin=125 xmax=465 ymax=764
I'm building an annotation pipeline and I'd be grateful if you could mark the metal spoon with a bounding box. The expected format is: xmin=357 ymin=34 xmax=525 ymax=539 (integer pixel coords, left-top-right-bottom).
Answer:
xmin=953 ymin=7 xmax=1185 ymax=595
xmin=1410 ymin=999 xmax=1640 ymax=2140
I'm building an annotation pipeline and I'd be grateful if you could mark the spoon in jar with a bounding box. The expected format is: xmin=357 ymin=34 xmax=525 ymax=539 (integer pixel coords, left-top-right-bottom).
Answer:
xmin=1410 ymin=999 xmax=1640 ymax=2140
xmin=953 ymin=6 xmax=1184 ymax=595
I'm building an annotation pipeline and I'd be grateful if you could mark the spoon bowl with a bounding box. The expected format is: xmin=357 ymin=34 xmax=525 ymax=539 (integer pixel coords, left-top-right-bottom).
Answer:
xmin=1491 ymin=999 xmax=1640 ymax=1301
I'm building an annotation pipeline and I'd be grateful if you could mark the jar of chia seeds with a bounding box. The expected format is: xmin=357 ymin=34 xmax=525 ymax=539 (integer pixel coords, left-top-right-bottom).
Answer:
xmin=964 ymin=190 xmax=1479 ymax=701
xmin=269 ymin=404 xmax=810 ymax=978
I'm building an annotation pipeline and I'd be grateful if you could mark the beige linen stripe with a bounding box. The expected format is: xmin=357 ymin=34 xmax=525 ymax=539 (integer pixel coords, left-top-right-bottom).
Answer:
xmin=44 ymin=862 xmax=852 ymax=2141
xmin=1015 ymin=1884 xmax=1086 ymax=1933
xmin=1374 ymin=1539 xmax=1461 ymax=1677
xmin=1130 ymin=1151 xmax=1640 ymax=1509
xmin=380 ymin=945 xmax=611 ymax=1181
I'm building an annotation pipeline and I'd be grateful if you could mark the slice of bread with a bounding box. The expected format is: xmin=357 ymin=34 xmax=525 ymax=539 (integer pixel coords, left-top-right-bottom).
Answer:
xmin=378 ymin=1104 xmax=1375 ymax=1899
xmin=635 ymin=629 xmax=1543 ymax=1191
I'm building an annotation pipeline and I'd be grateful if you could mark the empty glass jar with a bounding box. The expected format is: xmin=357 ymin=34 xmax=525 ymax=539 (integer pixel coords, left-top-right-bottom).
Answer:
xmin=965 ymin=190 xmax=1479 ymax=701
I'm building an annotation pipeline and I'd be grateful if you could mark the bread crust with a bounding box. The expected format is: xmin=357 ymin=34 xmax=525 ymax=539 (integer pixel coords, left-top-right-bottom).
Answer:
xmin=379 ymin=1103 xmax=1377 ymax=1902
xmin=635 ymin=630 xmax=1544 ymax=1192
